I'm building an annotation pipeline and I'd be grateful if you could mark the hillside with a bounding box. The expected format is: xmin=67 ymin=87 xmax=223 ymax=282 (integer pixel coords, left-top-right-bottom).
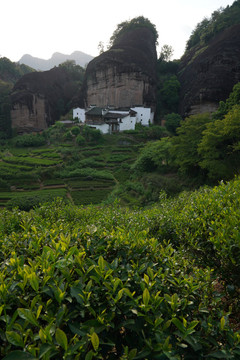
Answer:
xmin=19 ymin=51 xmax=94 ymax=71
xmin=178 ymin=24 xmax=240 ymax=116
xmin=185 ymin=0 xmax=240 ymax=51
xmin=0 ymin=57 xmax=35 ymax=137
xmin=0 ymin=57 xmax=35 ymax=84
xmin=176 ymin=0 xmax=240 ymax=117
xmin=10 ymin=62 xmax=85 ymax=133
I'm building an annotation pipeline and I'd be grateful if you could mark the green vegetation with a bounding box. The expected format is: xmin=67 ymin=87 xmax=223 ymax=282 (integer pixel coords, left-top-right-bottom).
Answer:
xmin=156 ymin=59 xmax=180 ymax=119
xmin=1 ymin=8 xmax=240 ymax=358
xmin=1 ymin=79 xmax=240 ymax=210
xmin=109 ymin=16 xmax=158 ymax=47
xmin=186 ymin=0 xmax=240 ymax=50
xmin=0 ymin=57 xmax=35 ymax=83
xmin=13 ymin=134 xmax=46 ymax=147
xmin=1 ymin=177 xmax=240 ymax=358
xmin=0 ymin=122 xmax=149 ymax=209
xmin=132 ymin=82 xmax=240 ymax=188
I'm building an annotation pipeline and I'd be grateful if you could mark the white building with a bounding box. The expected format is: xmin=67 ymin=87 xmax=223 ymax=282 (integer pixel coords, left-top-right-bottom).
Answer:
xmin=73 ymin=107 xmax=85 ymax=123
xmin=72 ymin=105 xmax=154 ymax=134
xmin=131 ymin=106 xmax=154 ymax=126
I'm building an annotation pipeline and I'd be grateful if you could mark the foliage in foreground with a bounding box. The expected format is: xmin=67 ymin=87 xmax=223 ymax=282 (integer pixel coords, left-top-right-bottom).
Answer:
xmin=1 ymin=177 xmax=240 ymax=359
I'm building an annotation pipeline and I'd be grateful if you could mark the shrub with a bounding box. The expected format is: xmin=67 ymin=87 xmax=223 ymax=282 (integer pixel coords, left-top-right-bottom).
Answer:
xmin=165 ymin=113 xmax=182 ymax=134
xmin=70 ymin=125 xmax=81 ymax=136
xmin=0 ymin=178 xmax=10 ymax=190
xmin=1 ymin=198 xmax=240 ymax=358
xmin=76 ymin=134 xmax=86 ymax=146
xmin=82 ymin=126 xmax=103 ymax=143
xmin=13 ymin=133 xmax=46 ymax=147
xmin=132 ymin=138 xmax=173 ymax=173
xmin=6 ymin=190 xmax=68 ymax=211
xmin=63 ymin=130 xmax=73 ymax=141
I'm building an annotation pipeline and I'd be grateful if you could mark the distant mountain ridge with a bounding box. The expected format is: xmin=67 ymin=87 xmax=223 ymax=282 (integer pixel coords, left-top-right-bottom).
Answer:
xmin=18 ymin=51 xmax=94 ymax=71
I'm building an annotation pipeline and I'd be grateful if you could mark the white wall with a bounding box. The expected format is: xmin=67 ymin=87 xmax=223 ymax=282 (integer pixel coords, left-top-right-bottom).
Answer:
xmin=119 ymin=115 xmax=136 ymax=131
xmin=73 ymin=108 xmax=85 ymax=123
xmin=88 ymin=123 xmax=110 ymax=134
xmin=131 ymin=107 xmax=153 ymax=126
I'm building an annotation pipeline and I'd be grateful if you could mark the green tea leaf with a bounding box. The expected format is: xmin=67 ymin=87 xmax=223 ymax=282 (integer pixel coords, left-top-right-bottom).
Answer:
xmin=2 ymin=351 xmax=37 ymax=360
xmin=144 ymin=274 xmax=149 ymax=285
xmin=36 ymin=305 xmax=43 ymax=319
xmin=39 ymin=328 xmax=46 ymax=343
xmin=6 ymin=331 xmax=24 ymax=347
xmin=143 ymin=288 xmax=150 ymax=306
xmin=55 ymin=328 xmax=68 ymax=351
xmin=129 ymin=348 xmax=137 ymax=360
xmin=17 ymin=308 xmax=38 ymax=326
xmin=207 ymin=350 xmax=232 ymax=358
xmin=189 ymin=320 xmax=199 ymax=330
xmin=220 ymin=316 xmax=226 ymax=331
xmin=147 ymin=267 xmax=154 ymax=280
xmin=172 ymin=318 xmax=185 ymax=333
xmin=113 ymin=278 xmax=122 ymax=293
xmin=39 ymin=344 xmax=55 ymax=359
xmin=85 ymin=350 xmax=94 ymax=360
xmin=85 ymin=280 xmax=92 ymax=292
xmin=28 ymin=273 xmax=39 ymax=292
xmin=98 ymin=256 xmax=105 ymax=271
xmin=91 ymin=332 xmax=99 ymax=352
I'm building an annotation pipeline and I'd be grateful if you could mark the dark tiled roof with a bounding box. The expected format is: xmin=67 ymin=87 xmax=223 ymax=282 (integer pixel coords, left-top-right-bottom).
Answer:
xmin=104 ymin=112 xmax=126 ymax=120
xmin=85 ymin=107 xmax=103 ymax=116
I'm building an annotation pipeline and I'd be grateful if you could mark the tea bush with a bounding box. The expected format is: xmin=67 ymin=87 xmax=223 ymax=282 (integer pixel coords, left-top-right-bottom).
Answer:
xmin=13 ymin=133 xmax=46 ymax=147
xmin=0 ymin=196 xmax=240 ymax=359
xmin=6 ymin=189 xmax=68 ymax=211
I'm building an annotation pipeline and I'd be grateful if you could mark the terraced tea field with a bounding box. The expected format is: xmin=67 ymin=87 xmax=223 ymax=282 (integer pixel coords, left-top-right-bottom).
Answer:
xmin=0 ymin=135 xmax=142 ymax=209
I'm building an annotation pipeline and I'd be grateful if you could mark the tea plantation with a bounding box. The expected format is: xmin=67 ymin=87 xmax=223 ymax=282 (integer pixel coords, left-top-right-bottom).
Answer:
xmin=1 ymin=177 xmax=240 ymax=359
xmin=0 ymin=130 xmax=143 ymax=210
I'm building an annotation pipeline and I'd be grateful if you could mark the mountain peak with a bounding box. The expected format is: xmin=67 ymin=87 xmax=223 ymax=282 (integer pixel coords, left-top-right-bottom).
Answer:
xmin=19 ymin=51 xmax=94 ymax=71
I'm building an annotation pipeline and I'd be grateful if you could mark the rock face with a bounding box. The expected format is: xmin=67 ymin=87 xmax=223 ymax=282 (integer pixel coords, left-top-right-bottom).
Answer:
xmin=11 ymin=94 xmax=48 ymax=133
xmin=82 ymin=27 xmax=157 ymax=110
xmin=11 ymin=67 xmax=78 ymax=133
xmin=178 ymin=24 xmax=240 ymax=117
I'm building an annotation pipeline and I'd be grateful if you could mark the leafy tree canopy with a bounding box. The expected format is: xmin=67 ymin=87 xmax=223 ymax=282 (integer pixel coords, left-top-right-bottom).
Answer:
xmin=170 ymin=113 xmax=212 ymax=176
xmin=213 ymin=82 xmax=240 ymax=120
xmin=132 ymin=137 xmax=173 ymax=174
xmin=58 ymin=60 xmax=85 ymax=82
xmin=186 ymin=0 xmax=240 ymax=50
xmin=159 ymin=44 xmax=174 ymax=62
xmin=109 ymin=16 xmax=158 ymax=47
xmin=165 ymin=113 xmax=182 ymax=135
xmin=160 ymin=76 xmax=180 ymax=113
xmin=0 ymin=56 xmax=34 ymax=83
xmin=198 ymin=105 xmax=240 ymax=180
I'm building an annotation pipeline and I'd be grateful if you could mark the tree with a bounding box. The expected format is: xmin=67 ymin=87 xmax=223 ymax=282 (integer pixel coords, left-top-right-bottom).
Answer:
xmin=109 ymin=16 xmax=158 ymax=47
xmin=213 ymin=82 xmax=240 ymax=120
xmin=165 ymin=113 xmax=182 ymax=134
xmin=170 ymin=113 xmax=212 ymax=176
xmin=97 ymin=41 xmax=105 ymax=54
xmin=160 ymin=76 xmax=180 ymax=113
xmin=198 ymin=105 xmax=240 ymax=180
xmin=159 ymin=44 xmax=174 ymax=62
xmin=132 ymin=137 xmax=173 ymax=173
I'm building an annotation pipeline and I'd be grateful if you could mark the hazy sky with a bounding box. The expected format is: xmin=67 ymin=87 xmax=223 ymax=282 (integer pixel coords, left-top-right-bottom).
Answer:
xmin=1 ymin=0 xmax=235 ymax=62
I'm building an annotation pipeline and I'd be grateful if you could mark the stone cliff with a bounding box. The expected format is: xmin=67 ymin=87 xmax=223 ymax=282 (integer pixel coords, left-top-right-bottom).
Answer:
xmin=11 ymin=67 xmax=79 ymax=133
xmin=178 ymin=24 xmax=240 ymax=117
xmin=82 ymin=27 xmax=157 ymax=110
